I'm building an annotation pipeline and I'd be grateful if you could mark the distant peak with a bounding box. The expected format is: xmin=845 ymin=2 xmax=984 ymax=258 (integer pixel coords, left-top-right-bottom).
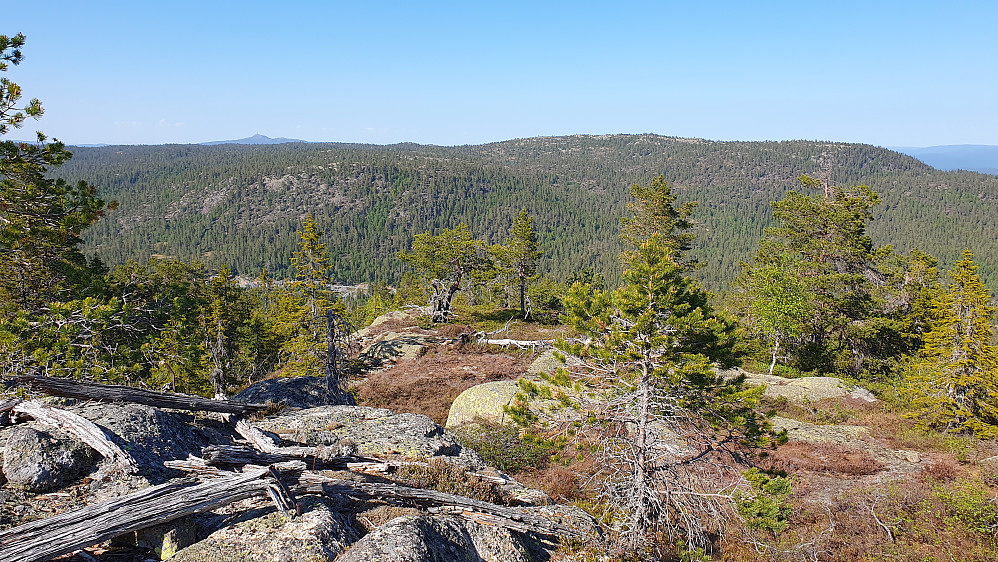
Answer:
xmin=201 ymin=134 xmax=306 ymax=146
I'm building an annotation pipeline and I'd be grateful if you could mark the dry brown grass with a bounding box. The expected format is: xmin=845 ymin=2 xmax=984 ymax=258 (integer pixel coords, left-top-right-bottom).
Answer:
xmin=350 ymin=345 xmax=530 ymax=425
xmin=762 ymin=441 xmax=883 ymax=476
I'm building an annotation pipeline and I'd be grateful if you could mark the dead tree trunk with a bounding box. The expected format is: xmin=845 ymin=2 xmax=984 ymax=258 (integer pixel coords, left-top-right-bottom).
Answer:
xmin=293 ymin=473 xmax=590 ymax=539
xmin=201 ymin=444 xmax=363 ymax=470
xmin=4 ymin=375 xmax=267 ymax=414
xmin=12 ymin=400 xmax=140 ymax=475
xmin=0 ymin=469 xmax=274 ymax=562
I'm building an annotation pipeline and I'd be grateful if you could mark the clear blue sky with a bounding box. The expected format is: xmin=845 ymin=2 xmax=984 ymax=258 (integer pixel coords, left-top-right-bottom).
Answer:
xmin=9 ymin=1 xmax=997 ymax=147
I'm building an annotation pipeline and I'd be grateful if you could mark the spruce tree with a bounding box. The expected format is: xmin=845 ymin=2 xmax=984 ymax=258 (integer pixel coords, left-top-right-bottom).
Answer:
xmin=274 ymin=215 xmax=340 ymax=376
xmin=906 ymin=250 xmax=998 ymax=437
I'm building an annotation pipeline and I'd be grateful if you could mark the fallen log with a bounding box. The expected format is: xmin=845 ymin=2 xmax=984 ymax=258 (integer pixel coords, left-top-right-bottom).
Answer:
xmin=0 ymin=468 xmax=273 ymax=562
xmin=13 ymin=400 xmax=139 ymax=475
xmin=293 ymin=473 xmax=590 ymax=539
xmin=201 ymin=444 xmax=365 ymax=470
xmin=477 ymin=338 xmax=552 ymax=350
xmin=162 ymin=459 xmax=593 ymax=540
xmin=4 ymin=374 xmax=267 ymax=415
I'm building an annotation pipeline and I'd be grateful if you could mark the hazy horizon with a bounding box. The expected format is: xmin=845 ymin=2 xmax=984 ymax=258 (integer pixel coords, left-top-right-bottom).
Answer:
xmin=8 ymin=1 xmax=997 ymax=148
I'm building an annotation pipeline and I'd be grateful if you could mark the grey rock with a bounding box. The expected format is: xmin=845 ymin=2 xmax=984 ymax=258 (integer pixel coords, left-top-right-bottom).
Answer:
xmin=337 ymin=514 xmax=533 ymax=562
xmin=232 ymin=376 xmax=356 ymax=410
xmin=72 ymin=403 xmax=234 ymax=483
xmin=2 ymin=426 xmax=96 ymax=492
xmin=526 ymin=349 xmax=582 ymax=378
xmin=446 ymin=378 xmax=582 ymax=431
xmin=720 ymin=368 xmax=879 ymax=404
xmin=446 ymin=381 xmax=519 ymax=429
xmin=360 ymin=335 xmax=430 ymax=366
xmin=255 ymin=406 xmax=484 ymax=468
xmin=172 ymin=498 xmax=356 ymax=562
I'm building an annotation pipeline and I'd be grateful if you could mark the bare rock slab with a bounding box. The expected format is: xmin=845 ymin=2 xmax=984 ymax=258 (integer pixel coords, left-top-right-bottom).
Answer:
xmin=2 ymin=426 xmax=95 ymax=492
xmin=721 ymin=368 xmax=878 ymax=404
xmin=172 ymin=498 xmax=356 ymax=562
xmin=337 ymin=514 xmax=533 ymax=562
xmin=232 ymin=376 xmax=356 ymax=410
xmin=254 ymin=406 xmax=484 ymax=467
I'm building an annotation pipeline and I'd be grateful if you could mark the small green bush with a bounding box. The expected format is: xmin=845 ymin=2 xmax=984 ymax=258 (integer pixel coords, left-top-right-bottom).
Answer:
xmin=454 ymin=421 xmax=557 ymax=474
xmin=936 ymin=477 xmax=998 ymax=536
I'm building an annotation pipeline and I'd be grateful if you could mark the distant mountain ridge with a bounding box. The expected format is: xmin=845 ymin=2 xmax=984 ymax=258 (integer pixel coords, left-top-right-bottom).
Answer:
xmin=52 ymin=135 xmax=998 ymax=290
xmin=889 ymin=145 xmax=998 ymax=174
xmin=201 ymin=133 xmax=306 ymax=146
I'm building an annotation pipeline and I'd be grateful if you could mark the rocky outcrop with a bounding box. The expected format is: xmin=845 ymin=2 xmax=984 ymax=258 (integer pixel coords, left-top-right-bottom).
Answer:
xmin=721 ymin=368 xmax=878 ymax=404
xmin=0 ymin=378 xmax=595 ymax=561
xmin=232 ymin=376 xmax=356 ymax=410
xmin=337 ymin=514 xmax=533 ymax=562
xmin=171 ymin=498 xmax=356 ymax=562
xmin=526 ymin=349 xmax=582 ymax=378
xmin=254 ymin=405 xmax=485 ymax=468
xmin=446 ymin=381 xmax=520 ymax=429
xmin=2 ymin=426 xmax=95 ymax=492
xmin=73 ymin=402 xmax=232 ymax=483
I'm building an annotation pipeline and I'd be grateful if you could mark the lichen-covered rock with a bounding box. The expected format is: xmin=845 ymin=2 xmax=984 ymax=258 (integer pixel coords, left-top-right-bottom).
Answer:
xmin=337 ymin=514 xmax=532 ymax=562
xmin=446 ymin=377 xmax=582 ymax=431
xmin=254 ymin=406 xmax=484 ymax=467
xmin=2 ymin=426 xmax=96 ymax=492
xmin=354 ymin=310 xmax=413 ymax=338
xmin=232 ymin=376 xmax=356 ymax=409
xmin=771 ymin=416 xmax=870 ymax=445
xmin=172 ymin=498 xmax=356 ymax=562
xmin=721 ymin=368 xmax=878 ymax=404
xmin=445 ymin=380 xmax=519 ymax=429
xmin=360 ymin=335 xmax=430 ymax=366
xmin=72 ymin=402 xmax=233 ymax=483
xmin=526 ymin=348 xmax=582 ymax=377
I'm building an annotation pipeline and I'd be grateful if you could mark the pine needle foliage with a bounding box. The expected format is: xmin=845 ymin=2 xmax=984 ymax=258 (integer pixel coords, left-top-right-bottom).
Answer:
xmin=559 ymin=178 xmax=770 ymax=555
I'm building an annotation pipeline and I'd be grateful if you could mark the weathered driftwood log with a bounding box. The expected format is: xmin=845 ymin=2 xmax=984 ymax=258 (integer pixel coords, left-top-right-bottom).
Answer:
xmin=162 ymin=459 xmax=591 ymax=539
xmin=4 ymin=374 xmax=267 ymax=414
xmin=293 ymin=473 xmax=589 ymax=539
xmin=232 ymin=419 xmax=392 ymax=472
xmin=0 ymin=469 xmax=273 ymax=562
xmin=477 ymin=338 xmax=552 ymax=349
xmin=13 ymin=400 xmax=139 ymax=475
xmin=201 ymin=444 xmax=364 ymax=470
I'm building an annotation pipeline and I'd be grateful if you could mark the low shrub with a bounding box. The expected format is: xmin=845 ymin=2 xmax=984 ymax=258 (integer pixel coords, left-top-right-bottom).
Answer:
xmin=393 ymin=458 xmax=507 ymax=505
xmin=453 ymin=420 xmax=557 ymax=474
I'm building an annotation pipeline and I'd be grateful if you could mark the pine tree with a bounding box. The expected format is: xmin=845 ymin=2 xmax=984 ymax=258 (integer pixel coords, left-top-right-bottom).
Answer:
xmin=559 ymin=177 xmax=767 ymax=554
xmin=493 ymin=209 xmax=542 ymax=319
xmin=906 ymin=250 xmax=998 ymax=437
xmin=620 ymin=175 xmax=697 ymax=268
xmin=735 ymin=175 xmax=882 ymax=373
xmin=0 ymin=33 xmax=110 ymax=313
xmin=398 ymin=223 xmax=484 ymax=322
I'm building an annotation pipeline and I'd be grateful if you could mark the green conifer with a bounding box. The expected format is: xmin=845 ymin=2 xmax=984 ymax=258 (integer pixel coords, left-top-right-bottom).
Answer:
xmin=906 ymin=250 xmax=998 ymax=437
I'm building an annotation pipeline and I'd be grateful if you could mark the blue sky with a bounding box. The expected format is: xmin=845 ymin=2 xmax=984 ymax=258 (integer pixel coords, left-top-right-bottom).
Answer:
xmin=8 ymin=1 xmax=997 ymax=147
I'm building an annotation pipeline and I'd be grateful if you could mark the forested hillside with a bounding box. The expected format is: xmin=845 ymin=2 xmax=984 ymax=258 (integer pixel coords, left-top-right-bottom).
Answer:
xmin=58 ymin=135 xmax=998 ymax=289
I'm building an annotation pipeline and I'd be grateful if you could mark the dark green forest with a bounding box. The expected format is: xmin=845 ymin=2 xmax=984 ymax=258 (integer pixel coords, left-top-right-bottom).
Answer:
xmin=56 ymin=135 xmax=998 ymax=291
